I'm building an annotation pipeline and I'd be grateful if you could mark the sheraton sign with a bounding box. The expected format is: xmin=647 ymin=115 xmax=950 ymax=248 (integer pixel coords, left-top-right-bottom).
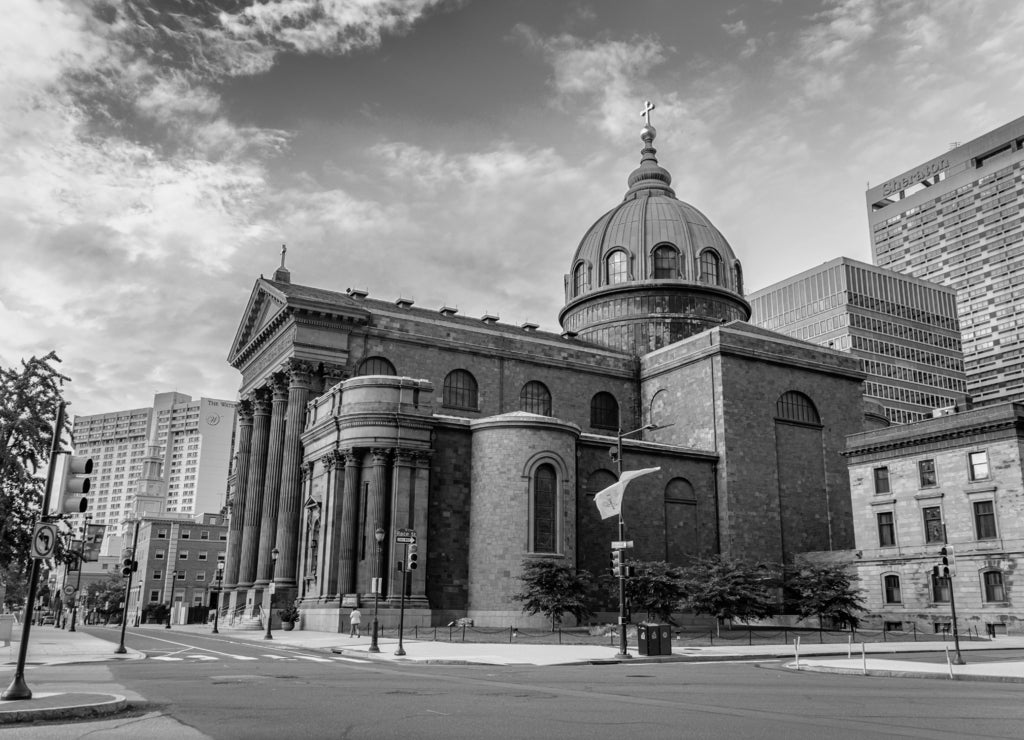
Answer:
xmin=882 ymin=157 xmax=950 ymax=197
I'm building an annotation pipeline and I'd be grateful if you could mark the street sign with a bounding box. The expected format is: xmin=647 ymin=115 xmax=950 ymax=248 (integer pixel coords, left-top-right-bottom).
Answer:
xmin=269 ymin=582 xmax=276 ymax=594
xmin=611 ymin=540 xmax=634 ymax=550
xmin=371 ymin=577 xmax=382 ymax=595
xmin=63 ymin=584 xmax=76 ymax=597
xmin=30 ymin=523 xmax=58 ymax=559
xmin=396 ymin=527 xmax=417 ymax=544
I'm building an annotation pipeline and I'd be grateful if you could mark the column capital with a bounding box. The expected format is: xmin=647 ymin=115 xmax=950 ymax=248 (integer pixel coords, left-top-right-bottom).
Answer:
xmin=322 ymin=449 xmax=345 ymax=471
xmin=252 ymin=386 xmax=272 ymax=416
xmin=370 ymin=448 xmax=391 ymax=465
xmin=286 ymin=359 xmax=315 ymax=389
xmin=270 ymin=370 xmax=290 ymax=401
xmin=393 ymin=449 xmax=415 ymax=466
xmin=413 ymin=450 xmax=433 ymax=467
xmin=321 ymin=362 xmax=347 ymax=389
xmin=301 ymin=460 xmax=315 ymax=482
xmin=236 ymin=398 xmax=254 ymax=425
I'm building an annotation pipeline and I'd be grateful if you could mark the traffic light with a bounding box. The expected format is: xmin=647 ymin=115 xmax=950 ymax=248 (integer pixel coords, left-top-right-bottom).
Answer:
xmin=121 ymin=557 xmax=133 ymax=577
xmin=938 ymin=545 xmax=955 ymax=578
xmin=611 ymin=549 xmax=625 ymax=577
xmin=60 ymin=455 xmax=93 ymax=514
xmin=407 ymin=543 xmax=418 ymax=571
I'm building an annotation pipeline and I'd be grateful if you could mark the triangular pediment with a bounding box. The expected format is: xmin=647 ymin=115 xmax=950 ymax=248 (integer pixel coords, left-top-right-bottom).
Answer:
xmin=227 ymin=279 xmax=290 ymax=365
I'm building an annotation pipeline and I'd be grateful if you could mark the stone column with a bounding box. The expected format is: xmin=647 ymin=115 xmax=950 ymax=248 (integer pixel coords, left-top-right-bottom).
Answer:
xmin=223 ymin=399 xmax=253 ymax=591
xmin=320 ymin=450 xmax=345 ymax=600
xmin=255 ymin=373 xmax=289 ymax=586
xmin=274 ymin=361 xmax=313 ymax=588
xmin=237 ymin=387 xmax=271 ymax=590
xmin=409 ymin=451 xmax=432 ymax=604
xmin=336 ymin=450 xmax=362 ymax=596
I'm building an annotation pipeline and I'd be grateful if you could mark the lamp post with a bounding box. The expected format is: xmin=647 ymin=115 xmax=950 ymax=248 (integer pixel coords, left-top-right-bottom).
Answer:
xmin=166 ymin=570 xmax=178 ymax=629
xmin=264 ymin=547 xmax=279 ymax=641
xmin=369 ymin=526 xmax=385 ymax=653
xmin=212 ymin=562 xmax=225 ymax=634
xmin=613 ymin=422 xmax=664 ymax=659
xmin=69 ymin=517 xmax=90 ymax=632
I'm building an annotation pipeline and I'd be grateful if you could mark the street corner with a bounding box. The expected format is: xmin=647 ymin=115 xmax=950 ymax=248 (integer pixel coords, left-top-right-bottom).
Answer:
xmin=0 ymin=692 xmax=128 ymax=725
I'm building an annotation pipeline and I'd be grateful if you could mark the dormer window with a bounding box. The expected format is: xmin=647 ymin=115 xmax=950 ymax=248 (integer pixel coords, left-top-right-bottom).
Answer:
xmin=607 ymin=251 xmax=628 ymax=285
xmin=699 ymin=249 xmax=721 ymax=285
xmin=652 ymin=245 xmax=678 ymax=279
xmin=573 ymin=263 xmax=587 ymax=296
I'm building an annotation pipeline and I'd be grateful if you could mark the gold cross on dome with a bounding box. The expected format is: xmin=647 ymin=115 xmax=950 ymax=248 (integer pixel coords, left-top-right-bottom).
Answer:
xmin=641 ymin=100 xmax=655 ymax=125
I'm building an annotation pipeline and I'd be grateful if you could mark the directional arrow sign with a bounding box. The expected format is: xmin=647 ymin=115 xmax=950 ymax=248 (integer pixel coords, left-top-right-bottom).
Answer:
xmin=31 ymin=523 xmax=58 ymax=559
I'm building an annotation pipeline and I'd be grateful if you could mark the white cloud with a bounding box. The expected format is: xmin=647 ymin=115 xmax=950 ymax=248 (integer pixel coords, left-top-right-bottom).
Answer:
xmin=722 ymin=20 xmax=747 ymax=37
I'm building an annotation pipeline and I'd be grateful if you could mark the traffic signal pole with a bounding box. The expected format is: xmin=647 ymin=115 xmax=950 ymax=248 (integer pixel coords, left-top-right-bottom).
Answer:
xmin=115 ymin=518 xmax=141 ymax=655
xmin=2 ymin=401 xmax=65 ymax=701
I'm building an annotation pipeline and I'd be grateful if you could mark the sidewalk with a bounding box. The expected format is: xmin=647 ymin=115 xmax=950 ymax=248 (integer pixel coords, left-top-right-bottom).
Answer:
xmin=2 ymin=622 xmax=1023 ymax=724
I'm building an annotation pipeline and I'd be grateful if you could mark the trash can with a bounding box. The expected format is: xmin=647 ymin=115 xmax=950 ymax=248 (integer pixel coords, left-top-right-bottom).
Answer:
xmin=637 ymin=623 xmax=662 ymax=656
xmin=656 ymin=624 xmax=673 ymax=655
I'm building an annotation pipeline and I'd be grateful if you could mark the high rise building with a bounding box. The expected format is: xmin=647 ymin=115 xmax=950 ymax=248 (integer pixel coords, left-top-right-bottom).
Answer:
xmin=866 ymin=115 xmax=1024 ymax=407
xmin=749 ymin=257 xmax=968 ymax=424
xmin=70 ymin=392 xmax=236 ymax=535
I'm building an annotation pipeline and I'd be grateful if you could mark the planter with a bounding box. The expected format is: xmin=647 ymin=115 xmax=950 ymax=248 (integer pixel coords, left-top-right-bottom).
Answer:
xmin=282 ymin=621 xmax=295 ymax=631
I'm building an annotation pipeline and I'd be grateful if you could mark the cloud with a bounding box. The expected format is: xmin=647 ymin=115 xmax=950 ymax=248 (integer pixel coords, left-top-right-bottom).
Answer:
xmin=722 ymin=20 xmax=747 ymax=37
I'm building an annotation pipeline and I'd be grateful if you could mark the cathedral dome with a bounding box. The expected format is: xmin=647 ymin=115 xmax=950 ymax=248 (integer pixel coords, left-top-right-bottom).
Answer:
xmin=559 ymin=107 xmax=750 ymax=354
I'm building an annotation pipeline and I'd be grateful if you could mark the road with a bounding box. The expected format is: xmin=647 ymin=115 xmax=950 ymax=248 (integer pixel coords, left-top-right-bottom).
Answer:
xmin=2 ymin=626 xmax=1023 ymax=739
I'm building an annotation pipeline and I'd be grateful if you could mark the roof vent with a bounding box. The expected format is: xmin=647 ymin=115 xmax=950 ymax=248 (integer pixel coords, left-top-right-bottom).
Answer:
xmin=347 ymin=288 xmax=368 ymax=300
xmin=480 ymin=313 xmax=499 ymax=325
xmin=561 ymin=330 xmax=578 ymax=340
xmin=439 ymin=305 xmax=458 ymax=317
xmin=931 ymin=405 xmax=958 ymax=418
xmin=395 ymin=297 xmax=414 ymax=309
xmin=520 ymin=321 xmax=539 ymax=332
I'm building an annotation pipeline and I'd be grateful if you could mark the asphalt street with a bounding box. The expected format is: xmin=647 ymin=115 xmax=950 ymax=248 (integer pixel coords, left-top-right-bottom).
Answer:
xmin=2 ymin=626 xmax=1023 ymax=739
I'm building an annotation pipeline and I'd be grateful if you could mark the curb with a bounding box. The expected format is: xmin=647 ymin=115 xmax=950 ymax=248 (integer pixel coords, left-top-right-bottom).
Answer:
xmin=0 ymin=693 xmax=128 ymax=725
xmin=786 ymin=663 xmax=1024 ymax=684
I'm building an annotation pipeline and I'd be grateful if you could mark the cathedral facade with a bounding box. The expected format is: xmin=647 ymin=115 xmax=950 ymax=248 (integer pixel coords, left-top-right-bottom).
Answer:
xmin=223 ymin=118 xmax=884 ymax=629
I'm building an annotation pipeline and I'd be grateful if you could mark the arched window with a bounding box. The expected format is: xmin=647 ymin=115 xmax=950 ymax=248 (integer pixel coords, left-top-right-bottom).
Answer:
xmin=532 ymin=463 xmax=557 ymax=553
xmin=573 ymin=263 xmax=587 ymax=296
xmin=699 ymin=249 xmax=721 ymax=285
xmin=665 ymin=478 xmax=697 ymax=565
xmin=776 ymin=391 xmax=820 ymax=425
xmin=590 ymin=392 xmax=619 ymax=430
xmin=356 ymin=356 xmax=396 ymax=376
xmin=652 ymin=244 xmax=678 ymax=279
xmin=520 ymin=381 xmax=552 ymax=416
xmin=733 ymin=261 xmax=744 ymax=294
xmin=443 ymin=369 xmax=478 ymax=410
xmin=883 ymin=574 xmax=902 ymax=604
xmin=606 ymin=250 xmax=628 ymax=285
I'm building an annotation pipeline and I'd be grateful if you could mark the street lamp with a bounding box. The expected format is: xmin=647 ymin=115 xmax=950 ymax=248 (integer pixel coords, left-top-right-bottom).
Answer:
xmin=212 ymin=562 xmax=225 ymax=634
xmin=166 ymin=570 xmax=178 ymax=629
xmin=613 ymin=422 xmax=669 ymax=659
xmin=369 ymin=526 xmax=385 ymax=653
xmin=264 ymin=547 xmax=279 ymax=641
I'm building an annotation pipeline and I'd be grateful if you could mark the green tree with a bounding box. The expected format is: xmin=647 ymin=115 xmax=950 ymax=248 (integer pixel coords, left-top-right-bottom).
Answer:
xmin=678 ymin=556 xmax=779 ymax=632
xmin=623 ymin=560 xmax=685 ymax=623
xmin=0 ymin=351 xmax=70 ymax=573
xmin=86 ymin=573 xmax=127 ymax=623
xmin=513 ymin=559 xmax=595 ymax=630
xmin=785 ymin=563 xmax=866 ymax=630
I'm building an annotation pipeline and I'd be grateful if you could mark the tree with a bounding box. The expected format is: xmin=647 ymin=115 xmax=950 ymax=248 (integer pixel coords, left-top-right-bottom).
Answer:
xmin=622 ymin=560 xmax=686 ymax=623
xmin=0 ymin=352 xmax=70 ymax=573
xmin=86 ymin=573 xmax=127 ymax=623
xmin=513 ymin=559 xmax=595 ymax=629
xmin=785 ymin=563 xmax=866 ymax=630
xmin=678 ymin=556 xmax=779 ymax=631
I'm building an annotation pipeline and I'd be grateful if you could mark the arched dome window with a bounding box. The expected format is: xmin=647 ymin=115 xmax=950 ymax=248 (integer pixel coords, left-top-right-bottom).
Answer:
xmin=520 ymin=381 xmax=552 ymax=416
xmin=776 ymin=391 xmax=820 ymax=425
xmin=573 ymin=263 xmax=587 ymax=296
xmin=652 ymin=244 xmax=679 ymax=279
xmin=590 ymin=392 xmax=619 ymax=430
xmin=733 ymin=261 xmax=744 ymax=294
xmin=443 ymin=369 xmax=478 ymax=411
xmin=606 ymin=250 xmax=628 ymax=285
xmin=356 ymin=356 xmax=396 ymax=376
xmin=699 ymin=249 xmax=721 ymax=286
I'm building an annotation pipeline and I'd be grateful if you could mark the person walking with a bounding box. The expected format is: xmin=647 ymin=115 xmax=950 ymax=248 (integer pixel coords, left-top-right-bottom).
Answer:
xmin=349 ymin=607 xmax=362 ymax=637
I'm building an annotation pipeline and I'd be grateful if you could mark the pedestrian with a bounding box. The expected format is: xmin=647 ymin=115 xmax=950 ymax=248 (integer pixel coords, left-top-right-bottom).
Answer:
xmin=349 ymin=607 xmax=362 ymax=637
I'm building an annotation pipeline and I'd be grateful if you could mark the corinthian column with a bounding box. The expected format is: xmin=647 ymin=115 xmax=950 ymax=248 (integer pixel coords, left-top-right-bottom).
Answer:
xmin=255 ymin=373 xmax=289 ymax=586
xmin=223 ymin=399 xmax=253 ymax=591
xmin=336 ymin=450 xmax=362 ymax=596
xmin=274 ymin=360 xmax=313 ymax=588
xmin=237 ymin=387 xmax=271 ymax=589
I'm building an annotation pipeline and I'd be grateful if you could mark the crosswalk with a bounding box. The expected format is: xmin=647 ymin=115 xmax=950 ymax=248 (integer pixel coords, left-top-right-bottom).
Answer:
xmin=151 ymin=653 xmax=369 ymax=664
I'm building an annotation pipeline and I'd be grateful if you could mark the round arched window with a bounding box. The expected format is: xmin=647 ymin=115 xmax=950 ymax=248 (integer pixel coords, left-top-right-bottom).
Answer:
xmin=520 ymin=381 xmax=552 ymax=416
xmin=356 ymin=356 xmax=397 ymax=376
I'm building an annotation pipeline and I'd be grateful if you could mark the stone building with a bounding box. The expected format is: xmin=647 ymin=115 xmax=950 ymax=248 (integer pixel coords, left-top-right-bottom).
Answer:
xmin=223 ymin=114 xmax=884 ymax=629
xmin=844 ymin=403 xmax=1024 ymax=635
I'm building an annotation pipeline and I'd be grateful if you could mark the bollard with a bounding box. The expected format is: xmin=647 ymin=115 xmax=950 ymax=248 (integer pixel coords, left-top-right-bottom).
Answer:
xmin=945 ymin=646 xmax=954 ymax=679
xmin=793 ymin=636 xmax=800 ymax=670
xmin=861 ymin=643 xmax=867 ymax=675
xmin=847 ymin=634 xmax=852 ymax=660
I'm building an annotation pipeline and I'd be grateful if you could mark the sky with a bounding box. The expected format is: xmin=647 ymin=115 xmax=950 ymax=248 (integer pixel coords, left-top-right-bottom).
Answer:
xmin=3 ymin=0 xmax=1024 ymax=417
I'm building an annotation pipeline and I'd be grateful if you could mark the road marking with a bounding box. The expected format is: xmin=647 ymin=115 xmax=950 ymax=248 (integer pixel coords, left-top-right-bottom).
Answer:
xmin=296 ymin=656 xmax=333 ymax=663
xmin=331 ymin=657 xmax=370 ymax=663
xmin=152 ymin=656 xmax=184 ymax=661
xmin=262 ymin=654 xmax=298 ymax=661
xmin=128 ymin=632 xmax=267 ymax=660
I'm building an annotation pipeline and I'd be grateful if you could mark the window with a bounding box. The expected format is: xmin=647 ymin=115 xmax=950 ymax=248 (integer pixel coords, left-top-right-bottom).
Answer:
xmin=573 ymin=263 xmax=587 ymax=295
xmin=606 ymin=250 xmax=628 ymax=284
xmin=196 ymin=571 xmax=206 ymax=581
xmin=983 ymin=571 xmax=1006 ymax=602
xmin=157 ymin=529 xmax=167 ymax=539
xmin=179 ymin=551 xmax=189 ymax=560
xmin=873 ymin=467 xmax=890 ymax=495
xmin=883 ymin=574 xmax=902 ymax=604
xmin=176 ymin=571 xmax=186 ymax=580
xmin=532 ymin=463 xmax=557 ymax=553
xmin=932 ymin=572 xmax=951 ymax=602
xmin=520 ymin=381 xmax=552 ymax=416
xmin=443 ymin=370 xmax=479 ymax=410
xmin=776 ymin=391 xmax=820 ymax=425
xmin=923 ymin=507 xmax=944 ymax=544
xmin=154 ymin=551 xmax=165 ymax=560
xmin=974 ymin=500 xmax=997 ymax=539
xmin=968 ymin=451 xmax=989 ymax=481
xmin=652 ymin=245 xmax=678 ymax=279
xmin=149 ymin=590 xmax=160 ymax=603
xmin=200 ymin=531 xmax=210 ymax=540
xmin=877 ymin=512 xmax=896 ymax=547
xmin=181 ymin=530 xmax=190 ymax=540
xmin=198 ymin=552 xmax=208 ymax=561
xmin=356 ymin=356 xmax=397 ymax=376
xmin=699 ymin=249 xmax=721 ymax=285
xmin=153 ymin=571 xmax=162 ymax=580
xmin=590 ymin=392 xmax=619 ymax=430
xmin=918 ymin=459 xmax=937 ymax=487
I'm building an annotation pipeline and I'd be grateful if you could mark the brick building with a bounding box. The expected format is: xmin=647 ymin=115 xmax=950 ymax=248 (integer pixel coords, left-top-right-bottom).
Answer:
xmin=844 ymin=403 xmax=1024 ymax=635
xmin=224 ymin=118 xmax=885 ymax=630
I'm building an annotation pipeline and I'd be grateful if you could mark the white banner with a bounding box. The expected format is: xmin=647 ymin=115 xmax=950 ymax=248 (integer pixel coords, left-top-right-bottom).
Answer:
xmin=593 ymin=467 xmax=661 ymax=520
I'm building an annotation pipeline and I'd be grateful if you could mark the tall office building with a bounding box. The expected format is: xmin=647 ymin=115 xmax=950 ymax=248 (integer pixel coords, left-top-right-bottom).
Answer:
xmin=70 ymin=392 xmax=237 ymax=534
xmin=866 ymin=115 xmax=1024 ymax=407
xmin=749 ymin=257 xmax=968 ymax=424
